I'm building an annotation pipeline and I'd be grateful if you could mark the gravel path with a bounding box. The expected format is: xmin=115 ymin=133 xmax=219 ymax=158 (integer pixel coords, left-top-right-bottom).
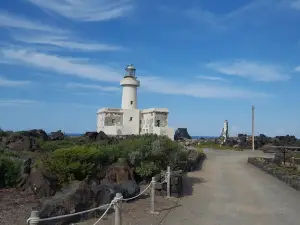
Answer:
xmin=158 ymin=148 xmax=300 ymax=225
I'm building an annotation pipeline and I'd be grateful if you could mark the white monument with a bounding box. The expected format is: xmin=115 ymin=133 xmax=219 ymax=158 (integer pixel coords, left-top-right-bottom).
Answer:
xmin=97 ymin=64 xmax=174 ymax=140
xmin=221 ymin=120 xmax=229 ymax=143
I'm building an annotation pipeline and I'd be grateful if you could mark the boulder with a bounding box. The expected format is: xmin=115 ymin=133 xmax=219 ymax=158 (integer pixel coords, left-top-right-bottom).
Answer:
xmin=1 ymin=130 xmax=48 ymax=152
xmin=29 ymin=168 xmax=59 ymax=198
xmin=27 ymin=129 xmax=49 ymax=141
xmin=96 ymin=131 xmax=108 ymax=141
xmin=50 ymin=130 xmax=65 ymax=141
xmin=6 ymin=135 xmax=39 ymax=152
xmin=105 ymin=158 xmax=135 ymax=184
xmin=174 ymin=128 xmax=191 ymax=141
xmin=17 ymin=159 xmax=60 ymax=198
xmin=118 ymin=180 xmax=140 ymax=199
xmin=38 ymin=181 xmax=99 ymax=225
xmin=38 ymin=180 xmax=140 ymax=225
xmin=84 ymin=132 xmax=98 ymax=141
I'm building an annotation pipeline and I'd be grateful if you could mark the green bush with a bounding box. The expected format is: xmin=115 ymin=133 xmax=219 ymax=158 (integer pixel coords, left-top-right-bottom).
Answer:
xmin=38 ymin=137 xmax=94 ymax=152
xmin=0 ymin=146 xmax=22 ymax=188
xmin=42 ymin=134 xmax=186 ymax=184
xmin=0 ymin=155 xmax=22 ymax=188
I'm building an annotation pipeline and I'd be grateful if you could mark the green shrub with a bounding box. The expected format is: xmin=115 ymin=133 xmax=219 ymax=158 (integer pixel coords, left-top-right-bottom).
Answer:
xmin=39 ymin=139 xmax=77 ymax=152
xmin=42 ymin=134 xmax=186 ymax=184
xmin=42 ymin=145 xmax=110 ymax=183
xmin=0 ymin=156 xmax=22 ymax=188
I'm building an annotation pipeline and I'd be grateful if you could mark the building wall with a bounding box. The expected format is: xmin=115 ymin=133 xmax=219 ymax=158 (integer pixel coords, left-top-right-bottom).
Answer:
xmin=153 ymin=127 xmax=175 ymax=140
xmin=121 ymin=109 xmax=140 ymax=135
xmin=104 ymin=112 xmax=123 ymax=126
xmin=140 ymin=112 xmax=154 ymax=134
xmin=97 ymin=113 xmax=105 ymax=130
xmin=100 ymin=125 xmax=124 ymax=135
xmin=97 ymin=108 xmax=174 ymax=139
xmin=154 ymin=112 xmax=168 ymax=127
xmin=97 ymin=109 xmax=123 ymax=133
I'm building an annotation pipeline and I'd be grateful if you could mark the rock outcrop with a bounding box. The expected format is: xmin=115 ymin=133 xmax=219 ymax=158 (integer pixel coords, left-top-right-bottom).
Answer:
xmin=50 ymin=130 xmax=64 ymax=141
xmin=174 ymin=128 xmax=192 ymax=140
xmin=17 ymin=158 xmax=60 ymax=198
xmin=39 ymin=179 xmax=140 ymax=225
xmin=105 ymin=158 xmax=135 ymax=184
xmin=0 ymin=129 xmax=49 ymax=152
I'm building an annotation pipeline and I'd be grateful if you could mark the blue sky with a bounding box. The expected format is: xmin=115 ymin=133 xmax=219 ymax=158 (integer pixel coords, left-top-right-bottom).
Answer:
xmin=0 ymin=0 xmax=300 ymax=137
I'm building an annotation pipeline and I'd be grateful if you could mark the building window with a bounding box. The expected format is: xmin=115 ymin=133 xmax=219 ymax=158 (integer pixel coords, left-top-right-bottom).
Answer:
xmin=129 ymin=117 xmax=133 ymax=121
xmin=112 ymin=119 xmax=115 ymax=124
xmin=130 ymin=101 xmax=133 ymax=105
xmin=156 ymin=120 xmax=161 ymax=127
xmin=140 ymin=120 xmax=142 ymax=124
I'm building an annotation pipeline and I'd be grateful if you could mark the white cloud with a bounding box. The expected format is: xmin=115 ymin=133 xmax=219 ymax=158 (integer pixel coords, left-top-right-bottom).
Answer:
xmin=207 ymin=60 xmax=290 ymax=82
xmin=196 ymin=75 xmax=228 ymax=81
xmin=0 ymin=76 xmax=31 ymax=87
xmin=0 ymin=48 xmax=122 ymax=82
xmin=184 ymin=0 xmax=293 ymax=30
xmin=141 ymin=77 xmax=271 ymax=99
xmin=184 ymin=7 xmax=226 ymax=31
xmin=0 ymin=11 xmax=61 ymax=32
xmin=13 ymin=35 xmax=124 ymax=52
xmin=0 ymin=48 xmax=271 ymax=99
xmin=66 ymin=83 xmax=120 ymax=92
xmin=290 ymin=0 xmax=300 ymax=10
xmin=0 ymin=99 xmax=38 ymax=106
xmin=27 ymin=0 xmax=134 ymax=22
xmin=294 ymin=65 xmax=300 ymax=72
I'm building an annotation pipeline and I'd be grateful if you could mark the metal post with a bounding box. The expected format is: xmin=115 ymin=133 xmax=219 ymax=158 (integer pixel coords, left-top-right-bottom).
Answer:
xmin=252 ymin=106 xmax=255 ymax=151
xmin=27 ymin=211 xmax=39 ymax=225
xmin=167 ymin=166 xmax=171 ymax=198
xmin=150 ymin=177 xmax=159 ymax=214
xmin=114 ymin=193 xmax=122 ymax=225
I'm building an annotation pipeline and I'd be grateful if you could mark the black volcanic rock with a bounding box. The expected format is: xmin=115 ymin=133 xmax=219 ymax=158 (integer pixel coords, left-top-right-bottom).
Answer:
xmin=50 ymin=130 xmax=64 ymax=141
xmin=174 ymin=128 xmax=192 ymax=140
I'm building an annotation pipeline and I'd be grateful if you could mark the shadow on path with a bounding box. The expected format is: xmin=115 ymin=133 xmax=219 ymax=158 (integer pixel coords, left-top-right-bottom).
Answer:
xmin=181 ymin=176 xmax=207 ymax=197
xmin=181 ymin=157 xmax=208 ymax=197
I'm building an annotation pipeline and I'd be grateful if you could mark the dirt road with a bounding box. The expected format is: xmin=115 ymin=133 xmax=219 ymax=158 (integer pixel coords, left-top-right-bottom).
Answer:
xmin=159 ymin=149 xmax=300 ymax=225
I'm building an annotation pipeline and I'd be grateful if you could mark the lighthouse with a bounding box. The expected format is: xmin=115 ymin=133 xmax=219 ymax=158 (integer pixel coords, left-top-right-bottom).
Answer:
xmin=120 ymin=64 xmax=140 ymax=109
xmin=97 ymin=64 xmax=174 ymax=140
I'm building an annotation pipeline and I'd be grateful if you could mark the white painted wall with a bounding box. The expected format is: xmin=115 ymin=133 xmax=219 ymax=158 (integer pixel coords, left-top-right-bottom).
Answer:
xmin=121 ymin=109 xmax=140 ymax=135
xmin=97 ymin=112 xmax=104 ymax=131
xmin=153 ymin=127 xmax=174 ymax=140
xmin=120 ymin=78 xmax=140 ymax=109
xmin=140 ymin=112 xmax=154 ymax=134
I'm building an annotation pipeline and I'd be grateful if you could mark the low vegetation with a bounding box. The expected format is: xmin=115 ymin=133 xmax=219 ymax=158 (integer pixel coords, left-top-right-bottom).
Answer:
xmin=42 ymin=135 xmax=186 ymax=184
xmin=1 ymin=133 xmax=191 ymax=186
xmin=0 ymin=146 xmax=22 ymax=188
xmin=196 ymin=141 xmax=242 ymax=151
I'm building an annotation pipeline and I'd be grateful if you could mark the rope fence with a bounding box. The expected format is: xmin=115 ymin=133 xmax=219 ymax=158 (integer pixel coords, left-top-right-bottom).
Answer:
xmin=26 ymin=166 xmax=173 ymax=225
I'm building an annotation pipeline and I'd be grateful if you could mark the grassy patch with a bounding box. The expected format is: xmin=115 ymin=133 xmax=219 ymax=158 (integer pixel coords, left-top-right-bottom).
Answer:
xmin=195 ymin=142 xmax=241 ymax=151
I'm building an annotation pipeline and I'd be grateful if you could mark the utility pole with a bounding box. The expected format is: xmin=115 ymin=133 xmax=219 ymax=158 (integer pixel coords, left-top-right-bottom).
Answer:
xmin=252 ymin=106 xmax=255 ymax=151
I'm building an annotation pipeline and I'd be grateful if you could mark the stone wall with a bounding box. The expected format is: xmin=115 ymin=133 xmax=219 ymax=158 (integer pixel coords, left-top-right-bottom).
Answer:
xmin=104 ymin=113 xmax=123 ymax=126
xmin=248 ymin=157 xmax=300 ymax=191
xmin=154 ymin=112 xmax=168 ymax=128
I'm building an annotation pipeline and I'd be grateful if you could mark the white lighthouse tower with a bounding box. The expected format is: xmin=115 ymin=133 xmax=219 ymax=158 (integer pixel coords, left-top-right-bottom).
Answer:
xmin=120 ymin=64 xmax=140 ymax=109
xmin=97 ymin=63 xmax=174 ymax=140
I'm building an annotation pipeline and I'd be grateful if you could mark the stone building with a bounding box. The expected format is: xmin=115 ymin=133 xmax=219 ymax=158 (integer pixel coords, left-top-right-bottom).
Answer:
xmin=97 ymin=64 xmax=174 ymax=140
